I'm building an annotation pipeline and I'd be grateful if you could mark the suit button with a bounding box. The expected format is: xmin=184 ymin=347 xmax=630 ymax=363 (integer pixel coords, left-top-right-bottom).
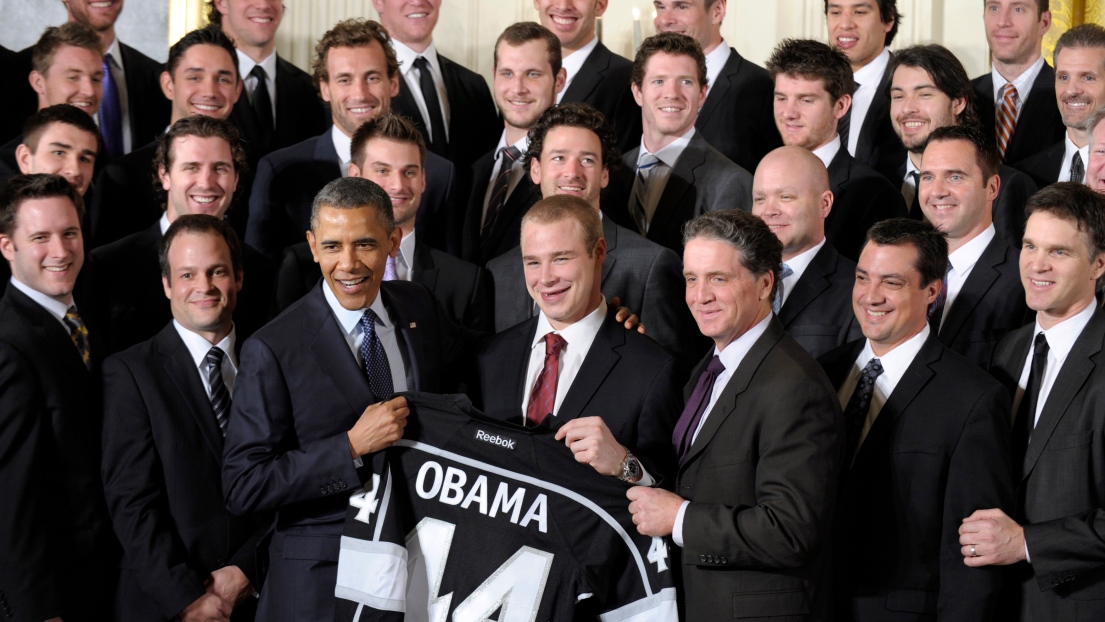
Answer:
xmin=339 ymin=480 xmax=347 ymax=489
xmin=320 ymin=486 xmax=328 ymax=494
xmin=698 ymin=555 xmax=706 ymax=563
xmin=720 ymin=557 xmax=727 ymax=564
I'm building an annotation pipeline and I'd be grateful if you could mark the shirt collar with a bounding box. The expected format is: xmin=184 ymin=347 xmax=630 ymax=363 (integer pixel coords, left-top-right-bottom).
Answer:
xmin=393 ymin=39 xmax=439 ymax=76
xmin=236 ymin=49 xmax=277 ymax=82
xmin=332 ymin=124 xmax=353 ymax=173
xmin=397 ymin=230 xmax=417 ymax=278
xmin=704 ymin=39 xmax=731 ymax=89
xmin=785 ymin=238 xmax=826 ymax=282
xmin=495 ymin=131 xmax=530 ymax=160
xmin=1033 ymin=298 xmax=1097 ymax=360
xmin=1064 ymin=132 xmax=1088 ymax=164
xmin=858 ymin=324 xmax=930 ymax=386
xmin=949 ymin=223 xmax=996 ymax=275
xmin=715 ymin=311 xmax=772 ymax=362
xmin=640 ymin=126 xmax=696 ymax=168
xmin=561 ymin=36 xmax=600 ymax=85
xmin=812 ymin=134 xmax=842 ymax=169
xmin=8 ymin=276 xmax=71 ymax=322
xmin=531 ymin=295 xmax=607 ymax=353
xmin=159 ymin=212 xmax=170 ymax=235
xmin=172 ymin=319 xmax=238 ymax=368
xmin=991 ymin=55 xmax=1045 ymax=101
xmin=321 ymin=278 xmax=392 ymax=337
xmin=853 ymin=47 xmax=891 ymax=86
xmin=904 ymin=154 xmax=920 ymax=181
xmin=104 ymin=37 xmax=123 ymax=67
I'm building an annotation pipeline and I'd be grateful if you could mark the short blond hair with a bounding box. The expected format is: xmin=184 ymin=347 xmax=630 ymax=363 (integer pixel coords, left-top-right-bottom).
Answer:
xmin=521 ymin=195 xmax=603 ymax=254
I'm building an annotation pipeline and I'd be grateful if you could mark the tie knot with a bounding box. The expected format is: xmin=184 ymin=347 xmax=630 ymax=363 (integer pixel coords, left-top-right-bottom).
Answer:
xmin=65 ymin=306 xmax=82 ymax=323
xmin=360 ymin=309 xmax=382 ymax=333
xmin=205 ymin=346 xmax=225 ymax=368
xmin=501 ymin=145 xmax=521 ymax=164
xmin=1001 ymin=82 xmax=1018 ymax=103
xmin=413 ymin=55 xmax=430 ymax=70
xmin=1034 ymin=332 xmax=1050 ymax=356
xmin=544 ymin=332 xmax=567 ymax=356
xmin=781 ymin=263 xmax=794 ymax=279
xmin=862 ymin=357 xmax=884 ymax=379
xmin=705 ymin=354 xmax=725 ymax=375
xmin=250 ymin=65 xmax=267 ymax=80
xmin=638 ymin=152 xmax=661 ymax=171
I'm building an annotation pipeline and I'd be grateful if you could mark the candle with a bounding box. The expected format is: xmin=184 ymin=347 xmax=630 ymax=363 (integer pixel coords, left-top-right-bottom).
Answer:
xmin=632 ymin=7 xmax=642 ymax=51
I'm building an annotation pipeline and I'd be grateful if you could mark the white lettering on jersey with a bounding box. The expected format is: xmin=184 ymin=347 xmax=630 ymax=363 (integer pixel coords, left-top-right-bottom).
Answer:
xmin=647 ymin=537 xmax=669 ymax=572
xmin=350 ymin=473 xmax=381 ymax=524
xmin=414 ymin=460 xmax=550 ymax=533
xmin=475 ymin=429 xmax=517 ymax=450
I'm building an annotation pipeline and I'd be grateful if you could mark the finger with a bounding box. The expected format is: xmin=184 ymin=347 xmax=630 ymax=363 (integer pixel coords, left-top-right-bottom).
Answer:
xmin=610 ymin=296 xmax=621 ymax=308
xmin=963 ymin=508 xmax=1003 ymax=522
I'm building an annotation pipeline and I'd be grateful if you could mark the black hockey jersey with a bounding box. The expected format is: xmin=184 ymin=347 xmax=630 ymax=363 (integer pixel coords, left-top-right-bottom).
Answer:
xmin=335 ymin=392 xmax=677 ymax=621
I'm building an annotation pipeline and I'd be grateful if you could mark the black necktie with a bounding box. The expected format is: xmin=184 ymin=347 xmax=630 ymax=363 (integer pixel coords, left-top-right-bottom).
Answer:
xmin=1070 ymin=152 xmax=1085 ymax=184
xmin=843 ymin=357 xmax=883 ymax=461
xmin=359 ymin=309 xmax=394 ymax=401
xmin=482 ymin=145 xmax=521 ymax=243
xmin=1012 ymin=333 xmax=1049 ymax=473
xmin=908 ymin=171 xmax=922 ymax=219
xmin=204 ymin=347 xmax=232 ymax=436
xmin=838 ymin=80 xmax=859 ymax=148
xmin=928 ymin=263 xmax=952 ymax=333
xmin=250 ymin=65 xmax=274 ymax=132
xmin=413 ymin=56 xmax=447 ymax=155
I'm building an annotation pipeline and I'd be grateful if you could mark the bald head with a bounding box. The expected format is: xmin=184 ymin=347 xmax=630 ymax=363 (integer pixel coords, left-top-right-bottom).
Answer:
xmin=751 ymin=146 xmax=833 ymax=260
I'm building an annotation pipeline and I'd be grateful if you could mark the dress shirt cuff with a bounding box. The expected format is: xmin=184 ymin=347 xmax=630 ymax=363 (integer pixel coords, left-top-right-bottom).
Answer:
xmin=672 ymin=500 xmax=691 ymax=547
xmin=1025 ymin=541 xmax=1031 ymax=564
xmin=353 ymin=456 xmax=364 ymax=468
xmin=632 ymin=465 xmax=655 ymax=488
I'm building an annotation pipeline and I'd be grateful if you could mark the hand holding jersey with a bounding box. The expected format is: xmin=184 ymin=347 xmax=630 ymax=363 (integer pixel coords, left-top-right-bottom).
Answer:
xmin=346 ymin=396 xmax=411 ymax=458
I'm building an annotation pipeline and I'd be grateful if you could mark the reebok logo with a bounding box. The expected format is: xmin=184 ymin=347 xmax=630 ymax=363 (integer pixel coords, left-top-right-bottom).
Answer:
xmin=475 ymin=429 xmax=516 ymax=450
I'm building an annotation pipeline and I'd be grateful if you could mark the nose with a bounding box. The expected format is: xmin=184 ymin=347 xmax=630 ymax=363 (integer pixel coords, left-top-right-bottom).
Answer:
xmin=564 ymin=157 xmax=584 ymax=178
xmin=80 ymin=74 xmax=98 ymax=99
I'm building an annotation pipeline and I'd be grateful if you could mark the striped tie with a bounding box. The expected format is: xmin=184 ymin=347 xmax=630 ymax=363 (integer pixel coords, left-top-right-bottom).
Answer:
xmin=482 ymin=146 xmax=522 ymax=243
xmin=63 ymin=306 xmax=91 ymax=370
xmin=631 ymin=153 xmax=661 ymax=234
xmin=996 ymin=83 xmax=1018 ymax=160
xmin=204 ymin=347 xmax=232 ymax=436
xmin=526 ymin=333 xmax=566 ymax=427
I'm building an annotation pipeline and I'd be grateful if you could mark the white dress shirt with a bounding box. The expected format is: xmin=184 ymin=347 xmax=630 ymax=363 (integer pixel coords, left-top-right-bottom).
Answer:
xmin=520 ymin=299 xmax=606 ymax=420
xmin=1012 ymin=300 xmax=1097 ymax=426
xmin=8 ymin=277 xmax=71 ymax=330
xmin=939 ymin=224 xmax=996 ymax=328
xmin=172 ymin=320 xmax=238 ymax=397
xmin=236 ymin=49 xmax=278 ymax=122
xmin=395 ymin=230 xmax=417 ymax=282
xmin=704 ymin=39 xmax=732 ymax=91
xmin=991 ymin=55 xmax=1045 ymax=118
xmin=636 ymin=126 xmax=696 ymax=228
xmin=332 ymin=125 xmax=354 ymax=176
xmin=812 ymin=134 xmax=842 ymax=170
xmin=481 ymin=132 xmax=530 ymax=224
xmin=557 ymin=36 xmax=600 ymax=103
xmin=781 ymin=238 xmax=826 ymax=308
xmin=901 ymin=155 xmax=921 ymax=206
xmin=672 ymin=312 xmax=772 ymax=546
xmin=393 ymin=40 xmax=450 ymax=144
xmin=1059 ymin=133 xmax=1089 ymax=184
xmin=847 ymin=47 xmax=891 ymax=156
xmin=101 ymin=37 xmax=133 ymax=154
xmin=321 ymin=281 xmax=411 ymax=394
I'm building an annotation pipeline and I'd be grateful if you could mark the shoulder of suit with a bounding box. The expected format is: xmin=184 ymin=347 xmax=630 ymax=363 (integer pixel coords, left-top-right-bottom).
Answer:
xmin=428 ymin=246 xmax=481 ymax=276
xmin=259 ymin=134 xmax=323 ymax=167
xmin=928 ymin=340 xmax=1007 ymax=392
xmin=90 ymin=226 xmax=160 ymax=264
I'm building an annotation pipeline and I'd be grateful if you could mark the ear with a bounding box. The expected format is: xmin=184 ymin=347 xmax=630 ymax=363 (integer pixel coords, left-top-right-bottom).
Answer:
xmin=594 ymin=0 xmax=609 ymax=17
xmin=631 ymin=81 xmax=643 ymax=107
xmin=600 ymin=165 xmax=609 ymax=189
xmin=923 ymin=277 xmax=941 ymax=305
xmin=1040 ymin=11 xmax=1052 ymax=35
xmin=951 ymin=96 xmax=967 ymax=118
xmin=15 ymin=144 xmax=33 ymax=175
xmin=29 ymin=70 xmax=46 ymax=96
xmin=985 ymin=173 xmax=1001 ymax=203
xmin=162 ymin=274 xmax=172 ymax=300
xmin=0 ymin=234 xmax=14 ymax=262
xmin=820 ymin=189 xmax=834 ymax=220
xmin=388 ymin=224 xmax=402 ymax=257
xmin=234 ymin=268 xmax=244 ymax=293
xmin=760 ymin=269 xmax=775 ymax=302
xmin=593 ymin=236 xmax=607 ymax=264
xmin=834 ymin=93 xmax=853 ymax=120
xmin=554 ymin=67 xmax=567 ymax=96
xmin=158 ymin=164 xmax=171 ymax=193
xmin=348 ymin=162 xmax=362 ymax=178
xmin=529 ymin=157 xmax=543 ymax=186
xmin=388 ymin=72 xmax=400 ymax=98
xmin=319 ymin=77 xmax=332 ymax=104
xmin=216 ymin=0 xmax=230 ymax=16
xmin=230 ymin=77 xmax=243 ymax=106
xmin=1091 ymin=251 xmax=1105 ymax=281
xmin=160 ymin=70 xmax=174 ymax=100
xmin=711 ymin=0 xmax=727 ymax=24
xmin=307 ymin=230 xmax=320 ymax=263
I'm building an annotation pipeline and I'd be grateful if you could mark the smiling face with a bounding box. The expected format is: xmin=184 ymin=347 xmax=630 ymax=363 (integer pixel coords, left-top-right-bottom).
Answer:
xmin=64 ymin=0 xmax=123 ymax=33
xmin=162 ymin=230 xmax=241 ymax=344
xmin=351 ymin=137 xmax=425 ymax=233
xmin=522 ymin=216 xmax=606 ymax=329
xmin=159 ymin=135 xmax=239 ymax=221
xmin=373 ymin=0 xmax=440 ymax=50
xmin=308 ymin=205 xmax=401 ymax=310
xmin=16 ymin=123 xmax=99 ymax=197
xmin=984 ymin=0 xmax=1050 ymax=69
xmin=1055 ymin=45 xmax=1105 ymax=135
xmin=632 ymin=51 xmax=708 ymax=151
xmin=320 ymin=42 xmax=401 ymax=138
xmin=530 ymin=125 xmax=609 ymax=209
xmin=683 ymin=236 xmax=772 ymax=351
xmin=217 ymin=0 xmax=283 ymax=53
xmin=751 ymin=149 xmax=832 ymax=260
xmin=494 ymin=39 xmax=565 ymax=139
xmin=853 ymin=241 xmax=940 ymax=356
xmin=1088 ymin=119 xmax=1105 ymax=192
xmin=30 ymin=44 xmax=103 ymax=114
xmin=652 ymin=0 xmax=725 ymax=54
xmin=773 ymin=73 xmax=848 ymax=150
xmin=918 ymin=139 xmax=998 ymax=250
xmin=890 ymin=64 xmax=967 ymax=153
xmin=0 ymin=196 xmax=84 ymax=305
xmin=160 ymin=43 xmax=242 ymax=122
xmin=826 ymin=0 xmax=893 ymax=70
xmin=534 ymin=0 xmax=607 ymax=54
xmin=1020 ymin=210 xmax=1105 ymax=328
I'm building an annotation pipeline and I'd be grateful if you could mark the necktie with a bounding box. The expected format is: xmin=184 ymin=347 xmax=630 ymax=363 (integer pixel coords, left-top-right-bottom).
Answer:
xmin=1070 ymin=152 xmax=1085 ymax=184
xmin=1012 ymin=332 xmax=1049 ymax=473
xmin=928 ymin=262 xmax=952 ymax=332
xmin=838 ymin=80 xmax=858 ymax=149
xmin=906 ymin=171 xmax=921 ymax=219
xmin=996 ymin=83 xmax=1018 ymax=160
xmin=772 ymin=263 xmax=794 ymax=314
xmin=63 ymin=306 xmax=91 ymax=370
xmin=526 ymin=333 xmax=567 ymax=427
xmin=631 ymin=153 xmax=662 ymax=234
xmin=413 ymin=56 xmax=448 ymax=154
xmin=204 ymin=347 xmax=232 ymax=436
xmin=672 ymin=355 xmax=726 ymax=465
xmin=482 ymin=145 xmax=521 ymax=243
xmin=383 ymin=254 xmax=398 ymax=281
xmin=359 ymin=309 xmax=394 ymax=401
xmin=250 ymin=65 xmax=274 ymax=132
xmin=842 ymin=357 xmax=883 ymax=461
xmin=99 ymin=52 xmax=123 ymax=160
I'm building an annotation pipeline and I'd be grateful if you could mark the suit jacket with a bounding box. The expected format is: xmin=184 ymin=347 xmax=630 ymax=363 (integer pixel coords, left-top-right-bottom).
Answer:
xmin=694 ymin=47 xmax=781 ymax=173
xmin=101 ymin=323 xmax=266 ymax=621
xmin=612 ymin=130 xmax=753 ymax=254
xmin=487 ymin=217 xmax=707 ymax=376
xmin=560 ymin=41 xmax=641 ymax=154
xmin=0 ymin=286 xmax=116 ymax=621
xmin=826 ymin=149 xmax=908 ymax=261
xmin=936 ymin=234 xmax=1031 ymax=368
xmin=88 ymin=222 xmax=275 ymax=355
xmin=778 ymin=243 xmax=862 ymax=359
xmin=245 ymin=129 xmax=455 ymax=258
xmin=1014 ymin=139 xmax=1064 ymax=190
xmin=461 ymin=146 xmax=542 ymax=265
xmin=221 ymin=280 xmax=469 ymax=622
xmin=228 ymin=55 xmax=329 ymax=166
xmin=474 ymin=306 xmax=681 ymax=482
xmin=854 ymin=60 xmax=905 ymax=174
xmin=0 ymin=44 xmax=29 ymax=144
xmin=677 ymin=317 xmax=843 ymax=621
xmin=989 ymin=308 xmax=1105 ymax=620
xmin=118 ymin=42 xmax=172 ymax=152
xmin=273 ymin=239 xmax=493 ymax=332
xmin=87 ymin=140 xmax=161 ymax=249
xmin=819 ymin=335 xmax=1013 ymax=621
xmin=974 ymin=64 xmax=1065 ymax=166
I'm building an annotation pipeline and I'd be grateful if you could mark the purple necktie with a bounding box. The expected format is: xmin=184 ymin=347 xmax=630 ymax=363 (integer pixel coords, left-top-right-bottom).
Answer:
xmin=100 ymin=52 xmax=123 ymax=160
xmin=672 ymin=355 xmax=726 ymax=465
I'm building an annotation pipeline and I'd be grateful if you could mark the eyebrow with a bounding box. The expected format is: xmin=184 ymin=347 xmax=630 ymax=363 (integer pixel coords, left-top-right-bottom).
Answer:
xmin=320 ymin=236 xmax=377 ymax=245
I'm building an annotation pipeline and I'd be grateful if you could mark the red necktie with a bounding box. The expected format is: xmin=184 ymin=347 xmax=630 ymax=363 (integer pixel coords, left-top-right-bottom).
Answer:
xmin=526 ymin=333 xmax=567 ymax=427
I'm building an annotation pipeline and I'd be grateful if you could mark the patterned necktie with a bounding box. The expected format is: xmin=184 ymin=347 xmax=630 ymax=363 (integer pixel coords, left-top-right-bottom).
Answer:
xmin=250 ymin=65 xmax=274 ymax=132
xmin=204 ymin=347 xmax=232 ymax=436
xmin=526 ymin=333 xmax=567 ymax=427
xmin=631 ymin=152 xmax=662 ymax=234
xmin=906 ymin=170 xmax=921 ymax=219
xmin=843 ymin=357 xmax=884 ymax=460
xmin=1012 ymin=332 xmax=1049 ymax=474
xmin=838 ymin=80 xmax=858 ymax=149
xmin=383 ymin=254 xmax=398 ymax=281
xmin=99 ymin=52 xmax=123 ymax=160
xmin=413 ymin=56 xmax=448 ymax=154
xmin=1070 ymin=151 xmax=1085 ymax=184
xmin=672 ymin=355 xmax=726 ymax=465
xmin=359 ymin=309 xmax=394 ymax=402
xmin=996 ymin=83 xmax=1018 ymax=160
xmin=772 ymin=263 xmax=794 ymax=314
xmin=482 ymin=145 xmax=522 ymax=243
xmin=63 ymin=306 xmax=91 ymax=370
xmin=928 ymin=262 xmax=952 ymax=332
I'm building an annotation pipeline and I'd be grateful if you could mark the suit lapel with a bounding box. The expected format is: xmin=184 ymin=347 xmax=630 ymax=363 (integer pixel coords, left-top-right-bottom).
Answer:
xmin=411 ymin=242 xmax=438 ymax=294
xmin=697 ymin=49 xmax=738 ymax=126
xmin=779 ymin=244 xmax=835 ymax=324
xmin=562 ymin=43 xmax=608 ymax=102
xmin=554 ymin=310 xmax=622 ymax=424
xmin=854 ymin=61 xmax=892 ymax=162
xmin=648 ymin=135 xmax=703 ymax=239
xmin=600 ymin=218 xmax=618 ymax=284
xmin=303 ymin=286 xmax=375 ymax=409
xmin=382 ymin=284 xmax=426 ymax=392
xmin=7 ymin=287 xmax=88 ymax=383
xmin=159 ymin=326 xmax=225 ymax=460
xmin=938 ymin=235 xmax=1006 ymax=343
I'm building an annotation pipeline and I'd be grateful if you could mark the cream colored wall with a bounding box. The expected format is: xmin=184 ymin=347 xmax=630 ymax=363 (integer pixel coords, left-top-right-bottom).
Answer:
xmin=269 ymin=0 xmax=993 ymax=82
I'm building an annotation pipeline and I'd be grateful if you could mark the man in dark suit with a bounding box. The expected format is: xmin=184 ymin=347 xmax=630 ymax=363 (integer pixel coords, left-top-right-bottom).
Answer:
xmin=0 ymin=44 xmax=29 ymax=144
xmin=962 ymin=183 xmax=1105 ymax=620
xmin=627 ymin=209 xmax=843 ymax=620
xmin=275 ymin=113 xmax=492 ymax=332
xmin=973 ymin=0 xmax=1062 ymax=166
xmin=476 ymin=195 xmax=680 ymax=485
xmin=653 ymin=0 xmax=781 ymax=172
xmin=534 ymin=0 xmax=640 ymax=153
xmin=375 ymin=0 xmax=499 ymax=171
xmin=883 ymin=44 xmax=1037 ymax=245
xmin=64 ymin=0 xmax=171 ymax=158
xmin=246 ymin=19 xmax=454 ymax=259
xmin=90 ymin=116 xmax=273 ymax=356
xmin=101 ymin=215 xmax=265 ymax=622
xmin=490 ymin=103 xmax=705 ymax=374
xmin=613 ymin=33 xmax=752 ymax=255
xmin=223 ymin=177 xmax=470 ymax=622
xmin=462 ymin=22 xmax=564 ymax=264
xmin=767 ymin=38 xmax=907 ymax=261
xmin=89 ymin=26 xmax=244 ymax=249
xmin=819 ymin=218 xmax=1013 ymax=620
xmin=0 ymin=174 xmax=116 ymax=621
xmin=825 ymin=0 xmax=905 ymax=172
xmin=1015 ymin=24 xmax=1105 ymax=188
xmin=753 ymin=146 xmax=861 ymax=358
xmin=919 ymin=125 xmax=1031 ymax=368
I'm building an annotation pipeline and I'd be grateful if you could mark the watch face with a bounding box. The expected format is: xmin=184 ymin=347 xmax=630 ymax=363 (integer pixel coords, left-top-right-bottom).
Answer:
xmin=625 ymin=457 xmax=641 ymax=478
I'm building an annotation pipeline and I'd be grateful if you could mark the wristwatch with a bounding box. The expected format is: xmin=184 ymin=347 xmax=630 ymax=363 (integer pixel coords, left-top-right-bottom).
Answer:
xmin=618 ymin=449 xmax=642 ymax=483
